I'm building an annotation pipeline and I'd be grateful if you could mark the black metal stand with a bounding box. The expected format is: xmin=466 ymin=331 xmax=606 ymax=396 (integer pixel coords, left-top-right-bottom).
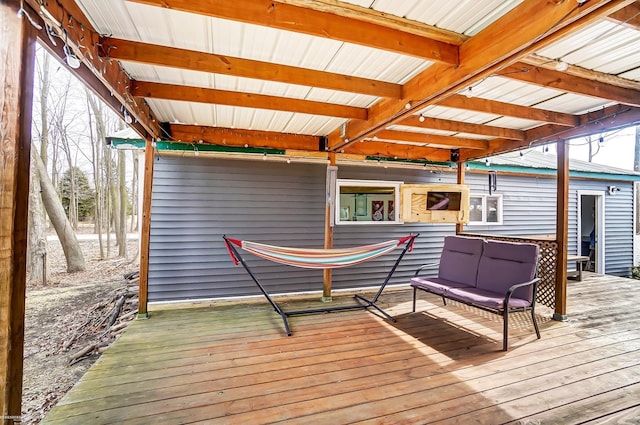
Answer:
xmin=224 ymin=234 xmax=418 ymax=336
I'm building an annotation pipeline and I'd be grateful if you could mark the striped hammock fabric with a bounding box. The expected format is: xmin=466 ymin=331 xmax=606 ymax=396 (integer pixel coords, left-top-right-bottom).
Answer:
xmin=225 ymin=235 xmax=415 ymax=269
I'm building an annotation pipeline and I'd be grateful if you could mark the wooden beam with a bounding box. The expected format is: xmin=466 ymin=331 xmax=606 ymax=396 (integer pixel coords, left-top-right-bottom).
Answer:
xmin=522 ymin=54 xmax=640 ymax=91
xmin=456 ymin=162 xmax=466 ymax=235
xmin=132 ymin=81 xmax=368 ymax=120
xmin=278 ymin=0 xmax=468 ymax=46
xmin=607 ymin=1 xmax=640 ymax=29
xmin=342 ymin=141 xmax=452 ymax=163
xmin=102 ymin=38 xmax=402 ymax=99
xmin=323 ymin=153 xmax=336 ymax=301
xmin=127 ymin=0 xmax=459 ymax=64
xmin=372 ymin=130 xmax=489 ymax=150
xmin=0 ymin=1 xmax=35 ymax=421
xmin=399 ymin=115 xmax=526 ymax=141
xmin=502 ymin=62 xmax=640 ymax=107
xmin=554 ymin=140 xmax=569 ymax=321
xmin=439 ymin=95 xmax=579 ymax=127
xmin=137 ymin=139 xmax=155 ymax=318
xmin=169 ymin=124 xmax=320 ymax=151
xmin=329 ymin=0 xmax=629 ymax=151
xmin=24 ymin=0 xmax=161 ymax=138
xmin=525 ymin=104 xmax=640 ymax=145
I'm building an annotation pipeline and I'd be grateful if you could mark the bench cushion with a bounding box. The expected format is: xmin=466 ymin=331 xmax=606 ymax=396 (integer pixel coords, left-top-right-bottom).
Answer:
xmin=447 ymin=287 xmax=532 ymax=310
xmin=410 ymin=277 xmax=474 ymax=295
xmin=476 ymin=240 xmax=539 ymax=303
xmin=438 ymin=236 xmax=485 ymax=286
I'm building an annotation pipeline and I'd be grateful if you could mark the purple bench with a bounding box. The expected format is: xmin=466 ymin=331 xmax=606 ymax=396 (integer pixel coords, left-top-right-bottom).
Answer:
xmin=410 ymin=235 xmax=541 ymax=351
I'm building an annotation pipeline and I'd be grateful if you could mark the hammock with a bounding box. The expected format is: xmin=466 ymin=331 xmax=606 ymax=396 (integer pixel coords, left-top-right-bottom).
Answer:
xmin=224 ymin=235 xmax=415 ymax=269
xmin=223 ymin=234 xmax=419 ymax=336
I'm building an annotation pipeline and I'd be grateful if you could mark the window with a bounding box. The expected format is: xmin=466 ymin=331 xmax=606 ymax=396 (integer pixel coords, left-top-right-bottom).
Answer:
xmin=469 ymin=194 xmax=503 ymax=225
xmin=335 ymin=179 xmax=402 ymax=225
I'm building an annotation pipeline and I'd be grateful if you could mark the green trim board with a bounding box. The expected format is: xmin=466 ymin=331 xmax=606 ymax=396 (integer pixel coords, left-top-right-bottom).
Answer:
xmin=106 ymin=137 xmax=640 ymax=181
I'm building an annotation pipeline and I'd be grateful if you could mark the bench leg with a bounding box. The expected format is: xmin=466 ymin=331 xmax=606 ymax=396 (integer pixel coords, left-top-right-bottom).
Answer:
xmin=503 ymin=309 xmax=509 ymax=351
xmin=412 ymin=286 xmax=417 ymax=312
xmin=531 ymin=307 xmax=541 ymax=340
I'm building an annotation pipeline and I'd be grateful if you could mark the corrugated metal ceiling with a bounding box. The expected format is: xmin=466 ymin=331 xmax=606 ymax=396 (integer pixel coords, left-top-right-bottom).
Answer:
xmin=73 ymin=0 xmax=640 ymax=158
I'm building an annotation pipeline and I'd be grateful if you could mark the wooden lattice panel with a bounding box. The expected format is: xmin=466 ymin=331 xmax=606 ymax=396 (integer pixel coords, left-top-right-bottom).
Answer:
xmin=461 ymin=234 xmax=557 ymax=310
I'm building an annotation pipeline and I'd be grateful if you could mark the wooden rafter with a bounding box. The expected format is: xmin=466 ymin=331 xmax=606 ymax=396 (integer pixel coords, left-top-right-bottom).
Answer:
xmin=24 ymin=0 xmax=162 ymax=138
xmin=342 ymin=141 xmax=452 ymax=163
xmin=328 ymin=0 xmax=632 ymax=152
xmin=370 ymin=130 xmax=489 ymax=150
xmin=170 ymin=124 xmax=320 ymax=151
xmin=399 ymin=115 xmax=526 ymax=141
xmin=607 ymin=0 xmax=640 ymax=29
xmin=459 ymin=104 xmax=640 ymax=161
xmin=438 ymin=94 xmax=579 ymax=127
xmin=522 ymin=54 xmax=640 ymax=91
xmin=526 ymin=104 xmax=640 ymax=145
xmin=131 ymin=81 xmax=368 ymax=120
xmin=501 ymin=62 xmax=640 ymax=107
xmin=101 ymin=38 xmax=402 ymax=99
xmin=126 ymin=0 xmax=460 ymax=65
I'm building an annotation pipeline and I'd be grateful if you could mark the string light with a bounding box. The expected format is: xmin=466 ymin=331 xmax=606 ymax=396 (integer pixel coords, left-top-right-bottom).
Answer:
xmin=465 ymin=87 xmax=474 ymax=98
xmin=418 ymin=115 xmax=425 ymax=122
xmin=555 ymin=60 xmax=569 ymax=72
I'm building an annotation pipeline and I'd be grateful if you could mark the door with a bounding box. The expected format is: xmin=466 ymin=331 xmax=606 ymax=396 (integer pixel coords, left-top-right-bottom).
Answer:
xmin=578 ymin=192 xmax=605 ymax=274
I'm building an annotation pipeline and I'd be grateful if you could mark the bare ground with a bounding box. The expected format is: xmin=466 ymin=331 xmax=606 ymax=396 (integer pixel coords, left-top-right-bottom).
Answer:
xmin=22 ymin=227 xmax=139 ymax=425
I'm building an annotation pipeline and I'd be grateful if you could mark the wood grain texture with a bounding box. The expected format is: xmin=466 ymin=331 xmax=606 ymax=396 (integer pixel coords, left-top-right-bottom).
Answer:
xmin=41 ymin=273 xmax=640 ymax=424
xmin=0 ymin=1 xmax=35 ymax=421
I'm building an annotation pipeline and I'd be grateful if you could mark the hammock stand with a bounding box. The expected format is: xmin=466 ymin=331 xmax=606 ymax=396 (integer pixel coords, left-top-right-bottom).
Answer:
xmin=223 ymin=234 xmax=419 ymax=336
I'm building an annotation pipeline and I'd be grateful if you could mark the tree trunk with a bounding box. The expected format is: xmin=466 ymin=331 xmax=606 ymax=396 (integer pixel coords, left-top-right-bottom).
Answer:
xmin=32 ymin=149 xmax=86 ymax=272
xmin=86 ymin=91 xmax=105 ymax=259
xmin=118 ymin=149 xmax=127 ymax=257
xmin=27 ymin=159 xmax=47 ymax=282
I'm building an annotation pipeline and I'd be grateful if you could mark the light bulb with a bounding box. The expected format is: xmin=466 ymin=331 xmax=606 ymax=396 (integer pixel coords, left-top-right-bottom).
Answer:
xmin=418 ymin=115 xmax=425 ymax=122
xmin=124 ymin=111 xmax=133 ymax=124
xmin=465 ymin=87 xmax=474 ymax=98
xmin=262 ymin=153 xmax=267 ymax=160
xmin=555 ymin=60 xmax=568 ymax=72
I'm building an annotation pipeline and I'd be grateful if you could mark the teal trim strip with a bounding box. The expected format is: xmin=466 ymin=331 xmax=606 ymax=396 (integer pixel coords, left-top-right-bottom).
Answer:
xmin=109 ymin=138 xmax=285 ymax=155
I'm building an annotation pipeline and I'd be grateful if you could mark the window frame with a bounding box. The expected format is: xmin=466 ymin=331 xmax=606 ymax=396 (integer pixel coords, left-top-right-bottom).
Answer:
xmin=468 ymin=193 xmax=503 ymax=225
xmin=335 ymin=179 xmax=403 ymax=225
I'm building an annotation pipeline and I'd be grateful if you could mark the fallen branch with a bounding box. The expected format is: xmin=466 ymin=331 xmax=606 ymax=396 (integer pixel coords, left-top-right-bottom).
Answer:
xmin=68 ymin=344 xmax=96 ymax=365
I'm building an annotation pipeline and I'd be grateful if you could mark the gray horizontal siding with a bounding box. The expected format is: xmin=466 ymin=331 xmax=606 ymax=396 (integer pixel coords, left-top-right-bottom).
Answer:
xmin=148 ymin=156 xmax=326 ymax=302
xmin=148 ymin=157 xmax=637 ymax=302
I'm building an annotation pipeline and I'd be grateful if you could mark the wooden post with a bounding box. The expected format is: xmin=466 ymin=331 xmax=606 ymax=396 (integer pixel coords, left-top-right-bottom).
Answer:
xmin=554 ymin=141 xmax=569 ymax=321
xmin=456 ymin=162 xmax=466 ymax=235
xmin=0 ymin=1 xmax=36 ymax=422
xmin=137 ymin=139 xmax=155 ymax=318
xmin=322 ymin=153 xmax=336 ymax=302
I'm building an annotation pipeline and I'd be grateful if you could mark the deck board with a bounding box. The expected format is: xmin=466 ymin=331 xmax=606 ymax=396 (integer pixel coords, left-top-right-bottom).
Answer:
xmin=41 ymin=273 xmax=640 ymax=424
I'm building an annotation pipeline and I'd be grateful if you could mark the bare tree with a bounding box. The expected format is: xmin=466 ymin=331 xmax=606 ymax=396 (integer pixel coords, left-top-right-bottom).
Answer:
xmin=118 ymin=149 xmax=127 ymax=257
xmin=27 ymin=159 xmax=47 ymax=282
xmin=27 ymin=48 xmax=51 ymax=282
xmin=32 ymin=148 xmax=85 ymax=272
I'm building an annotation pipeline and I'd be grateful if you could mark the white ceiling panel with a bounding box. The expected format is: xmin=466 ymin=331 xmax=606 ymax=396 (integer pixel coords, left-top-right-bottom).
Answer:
xmin=468 ymin=77 xmax=564 ymax=107
xmin=534 ymin=93 xmax=614 ymax=115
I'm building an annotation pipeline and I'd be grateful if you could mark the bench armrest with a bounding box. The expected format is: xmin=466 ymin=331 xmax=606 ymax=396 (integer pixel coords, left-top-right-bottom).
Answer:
xmin=414 ymin=263 xmax=439 ymax=277
xmin=503 ymin=277 xmax=540 ymax=309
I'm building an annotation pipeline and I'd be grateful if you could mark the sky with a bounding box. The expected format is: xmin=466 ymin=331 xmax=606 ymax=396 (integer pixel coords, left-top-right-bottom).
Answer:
xmin=565 ymin=126 xmax=638 ymax=171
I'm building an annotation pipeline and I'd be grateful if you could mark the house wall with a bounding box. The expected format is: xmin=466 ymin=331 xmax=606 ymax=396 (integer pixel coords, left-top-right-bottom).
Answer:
xmin=147 ymin=155 xmax=635 ymax=302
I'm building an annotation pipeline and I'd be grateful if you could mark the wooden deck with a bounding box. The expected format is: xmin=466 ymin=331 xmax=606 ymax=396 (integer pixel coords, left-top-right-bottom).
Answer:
xmin=42 ymin=273 xmax=640 ymax=424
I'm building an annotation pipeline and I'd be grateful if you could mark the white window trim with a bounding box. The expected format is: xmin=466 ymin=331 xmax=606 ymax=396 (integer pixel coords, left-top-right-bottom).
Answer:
xmin=468 ymin=194 xmax=503 ymax=225
xmin=335 ymin=179 xmax=403 ymax=225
